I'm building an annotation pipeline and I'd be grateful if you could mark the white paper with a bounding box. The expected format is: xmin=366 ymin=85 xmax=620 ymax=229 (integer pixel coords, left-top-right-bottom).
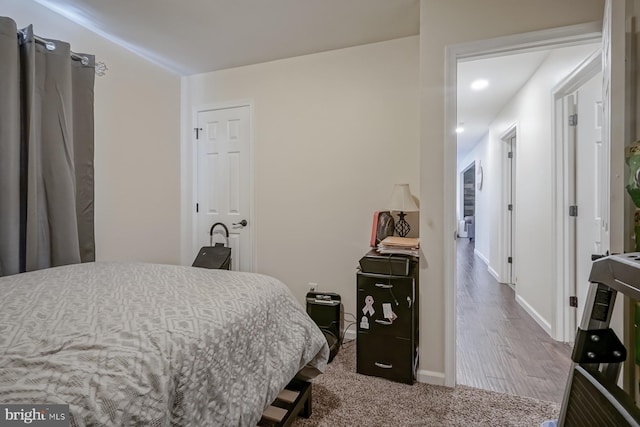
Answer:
xmin=383 ymin=303 xmax=392 ymax=319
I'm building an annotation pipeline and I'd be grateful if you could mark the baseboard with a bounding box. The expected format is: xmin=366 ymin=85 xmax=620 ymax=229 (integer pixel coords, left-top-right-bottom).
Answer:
xmin=416 ymin=369 xmax=446 ymax=386
xmin=474 ymin=248 xmax=489 ymax=265
xmin=488 ymin=266 xmax=500 ymax=282
xmin=515 ymin=294 xmax=552 ymax=336
xmin=473 ymin=248 xmax=501 ymax=282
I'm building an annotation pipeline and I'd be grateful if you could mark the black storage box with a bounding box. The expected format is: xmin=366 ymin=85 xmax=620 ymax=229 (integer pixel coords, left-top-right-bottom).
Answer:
xmin=306 ymin=292 xmax=342 ymax=363
xmin=358 ymin=249 xmax=415 ymax=276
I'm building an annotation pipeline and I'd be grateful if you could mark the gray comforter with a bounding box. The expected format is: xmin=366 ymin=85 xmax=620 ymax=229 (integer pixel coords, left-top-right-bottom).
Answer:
xmin=0 ymin=262 xmax=329 ymax=426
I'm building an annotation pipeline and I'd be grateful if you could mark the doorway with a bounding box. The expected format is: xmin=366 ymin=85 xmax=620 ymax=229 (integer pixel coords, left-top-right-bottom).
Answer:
xmin=502 ymin=129 xmax=516 ymax=286
xmin=449 ymin=27 xmax=602 ymax=393
xmin=194 ymin=103 xmax=255 ymax=272
xmin=573 ymin=71 xmax=605 ymax=328
xmin=552 ymin=51 xmax=606 ymax=341
xmin=460 ymin=163 xmax=476 ymax=241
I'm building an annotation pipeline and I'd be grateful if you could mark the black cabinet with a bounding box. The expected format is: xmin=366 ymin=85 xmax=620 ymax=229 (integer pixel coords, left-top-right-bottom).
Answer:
xmin=356 ymin=259 xmax=418 ymax=384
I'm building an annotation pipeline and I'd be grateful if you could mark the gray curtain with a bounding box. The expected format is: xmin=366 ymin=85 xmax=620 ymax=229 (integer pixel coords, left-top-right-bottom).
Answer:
xmin=0 ymin=17 xmax=95 ymax=276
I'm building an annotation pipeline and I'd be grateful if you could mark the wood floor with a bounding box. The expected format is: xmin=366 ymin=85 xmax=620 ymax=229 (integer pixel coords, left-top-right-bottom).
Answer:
xmin=456 ymin=239 xmax=572 ymax=403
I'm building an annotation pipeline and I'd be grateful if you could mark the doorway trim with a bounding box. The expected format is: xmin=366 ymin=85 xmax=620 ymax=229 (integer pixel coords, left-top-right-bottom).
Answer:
xmin=552 ymin=50 xmax=602 ymax=342
xmin=190 ymin=99 xmax=256 ymax=272
xmin=500 ymin=125 xmax=517 ymax=286
xmin=443 ymin=22 xmax=602 ymax=387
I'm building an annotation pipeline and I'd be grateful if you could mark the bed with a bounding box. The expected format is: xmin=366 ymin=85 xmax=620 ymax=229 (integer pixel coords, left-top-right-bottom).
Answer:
xmin=0 ymin=262 xmax=329 ymax=426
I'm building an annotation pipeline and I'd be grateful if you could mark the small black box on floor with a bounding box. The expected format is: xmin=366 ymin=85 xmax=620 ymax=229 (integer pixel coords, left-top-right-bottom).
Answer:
xmin=306 ymin=292 xmax=342 ymax=363
xmin=358 ymin=249 xmax=415 ymax=276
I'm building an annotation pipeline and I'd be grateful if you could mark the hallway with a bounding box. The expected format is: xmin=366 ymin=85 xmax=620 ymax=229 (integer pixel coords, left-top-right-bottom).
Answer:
xmin=456 ymin=239 xmax=572 ymax=403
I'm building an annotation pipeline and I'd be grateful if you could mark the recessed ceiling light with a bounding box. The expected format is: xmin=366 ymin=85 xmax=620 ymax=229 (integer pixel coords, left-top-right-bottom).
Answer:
xmin=471 ymin=79 xmax=489 ymax=91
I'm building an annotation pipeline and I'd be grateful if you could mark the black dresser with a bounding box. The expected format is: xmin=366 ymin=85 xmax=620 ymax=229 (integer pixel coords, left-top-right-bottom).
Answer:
xmin=356 ymin=254 xmax=418 ymax=384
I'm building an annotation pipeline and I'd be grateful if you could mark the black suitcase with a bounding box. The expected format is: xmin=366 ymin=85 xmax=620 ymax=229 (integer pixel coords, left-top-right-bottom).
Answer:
xmin=192 ymin=222 xmax=232 ymax=270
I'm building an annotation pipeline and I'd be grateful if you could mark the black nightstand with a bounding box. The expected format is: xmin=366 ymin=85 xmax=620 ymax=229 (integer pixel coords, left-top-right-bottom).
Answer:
xmin=356 ymin=254 xmax=418 ymax=384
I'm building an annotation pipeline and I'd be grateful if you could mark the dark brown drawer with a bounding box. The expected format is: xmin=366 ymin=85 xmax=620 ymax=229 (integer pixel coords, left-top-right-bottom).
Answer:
xmin=357 ymin=273 xmax=414 ymax=338
xmin=356 ymin=332 xmax=415 ymax=384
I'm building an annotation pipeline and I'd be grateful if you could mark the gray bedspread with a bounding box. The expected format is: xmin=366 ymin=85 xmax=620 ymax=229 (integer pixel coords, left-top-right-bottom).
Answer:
xmin=0 ymin=262 xmax=329 ymax=426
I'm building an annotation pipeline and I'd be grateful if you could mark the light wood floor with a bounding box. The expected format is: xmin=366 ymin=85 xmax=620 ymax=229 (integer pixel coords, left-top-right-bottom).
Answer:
xmin=456 ymin=239 xmax=572 ymax=403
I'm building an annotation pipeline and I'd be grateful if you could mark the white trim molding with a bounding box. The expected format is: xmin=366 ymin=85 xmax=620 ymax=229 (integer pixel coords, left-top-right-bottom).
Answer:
xmin=516 ymin=294 xmax=553 ymax=336
xmin=416 ymin=369 xmax=446 ymax=386
xmin=488 ymin=266 xmax=500 ymax=282
xmin=474 ymin=248 xmax=501 ymax=283
xmin=473 ymin=248 xmax=489 ymax=266
xmin=499 ymin=123 xmax=518 ymax=285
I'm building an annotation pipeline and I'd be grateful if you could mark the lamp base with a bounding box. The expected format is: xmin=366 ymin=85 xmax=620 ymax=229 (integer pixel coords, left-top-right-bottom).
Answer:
xmin=395 ymin=211 xmax=411 ymax=237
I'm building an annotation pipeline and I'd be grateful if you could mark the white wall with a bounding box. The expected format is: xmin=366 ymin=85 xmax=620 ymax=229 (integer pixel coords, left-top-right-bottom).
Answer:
xmin=2 ymin=0 xmax=182 ymax=265
xmin=182 ymin=37 xmax=420 ymax=316
xmin=420 ymin=0 xmax=604 ymax=385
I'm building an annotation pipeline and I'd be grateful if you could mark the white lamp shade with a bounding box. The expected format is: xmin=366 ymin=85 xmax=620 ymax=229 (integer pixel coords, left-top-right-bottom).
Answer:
xmin=388 ymin=184 xmax=418 ymax=212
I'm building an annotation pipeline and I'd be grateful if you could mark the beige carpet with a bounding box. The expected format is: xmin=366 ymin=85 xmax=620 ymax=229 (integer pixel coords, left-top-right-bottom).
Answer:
xmin=293 ymin=340 xmax=560 ymax=426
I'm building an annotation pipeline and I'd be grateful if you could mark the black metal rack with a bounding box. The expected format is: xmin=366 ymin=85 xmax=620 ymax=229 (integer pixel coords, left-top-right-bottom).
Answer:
xmin=559 ymin=253 xmax=640 ymax=426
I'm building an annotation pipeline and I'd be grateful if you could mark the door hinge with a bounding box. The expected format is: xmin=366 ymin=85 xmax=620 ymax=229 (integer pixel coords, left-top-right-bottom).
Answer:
xmin=568 ymin=114 xmax=578 ymax=126
xmin=508 ymin=204 xmax=513 ymax=211
xmin=569 ymin=296 xmax=578 ymax=307
xmin=569 ymin=205 xmax=578 ymax=217
xmin=194 ymin=127 xmax=203 ymax=139
xmin=196 ymin=203 xmax=199 ymax=213
xmin=508 ymin=151 xmax=513 ymax=159
xmin=507 ymin=256 xmax=512 ymax=264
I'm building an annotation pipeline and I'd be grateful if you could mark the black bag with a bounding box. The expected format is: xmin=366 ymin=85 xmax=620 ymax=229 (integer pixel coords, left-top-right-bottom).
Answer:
xmin=192 ymin=223 xmax=232 ymax=270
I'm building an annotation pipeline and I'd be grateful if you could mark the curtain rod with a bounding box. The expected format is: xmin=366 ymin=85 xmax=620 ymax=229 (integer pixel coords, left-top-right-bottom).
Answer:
xmin=18 ymin=30 xmax=108 ymax=76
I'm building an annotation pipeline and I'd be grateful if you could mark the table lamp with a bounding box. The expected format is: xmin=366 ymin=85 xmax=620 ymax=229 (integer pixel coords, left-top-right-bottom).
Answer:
xmin=388 ymin=184 xmax=418 ymax=237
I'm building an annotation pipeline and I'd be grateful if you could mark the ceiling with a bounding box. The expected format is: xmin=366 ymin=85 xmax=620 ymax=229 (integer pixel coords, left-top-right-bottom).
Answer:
xmin=456 ymin=50 xmax=551 ymax=156
xmin=32 ymin=0 xmax=577 ymax=159
xmin=33 ymin=0 xmax=420 ymax=75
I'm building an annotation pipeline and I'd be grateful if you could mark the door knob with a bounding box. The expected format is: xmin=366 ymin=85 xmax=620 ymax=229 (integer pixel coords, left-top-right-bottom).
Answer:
xmin=233 ymin=219 xmax=248 ymax=227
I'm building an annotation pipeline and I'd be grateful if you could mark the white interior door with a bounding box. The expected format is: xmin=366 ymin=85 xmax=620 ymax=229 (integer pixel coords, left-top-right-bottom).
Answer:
xmin=196 ymin=105 xmax=252 ymax=272
xmin=507 ymin=135 xmax=515 ymax=285
xmin=501 ymin=131 xmax=516 ymax=285
xmin=574 ymin=71 xmax=605 ymax=326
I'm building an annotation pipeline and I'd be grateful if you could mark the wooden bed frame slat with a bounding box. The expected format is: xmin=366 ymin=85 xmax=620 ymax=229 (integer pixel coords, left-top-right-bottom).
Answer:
xmin=258 ymin=379 xmax=311 ymax=426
